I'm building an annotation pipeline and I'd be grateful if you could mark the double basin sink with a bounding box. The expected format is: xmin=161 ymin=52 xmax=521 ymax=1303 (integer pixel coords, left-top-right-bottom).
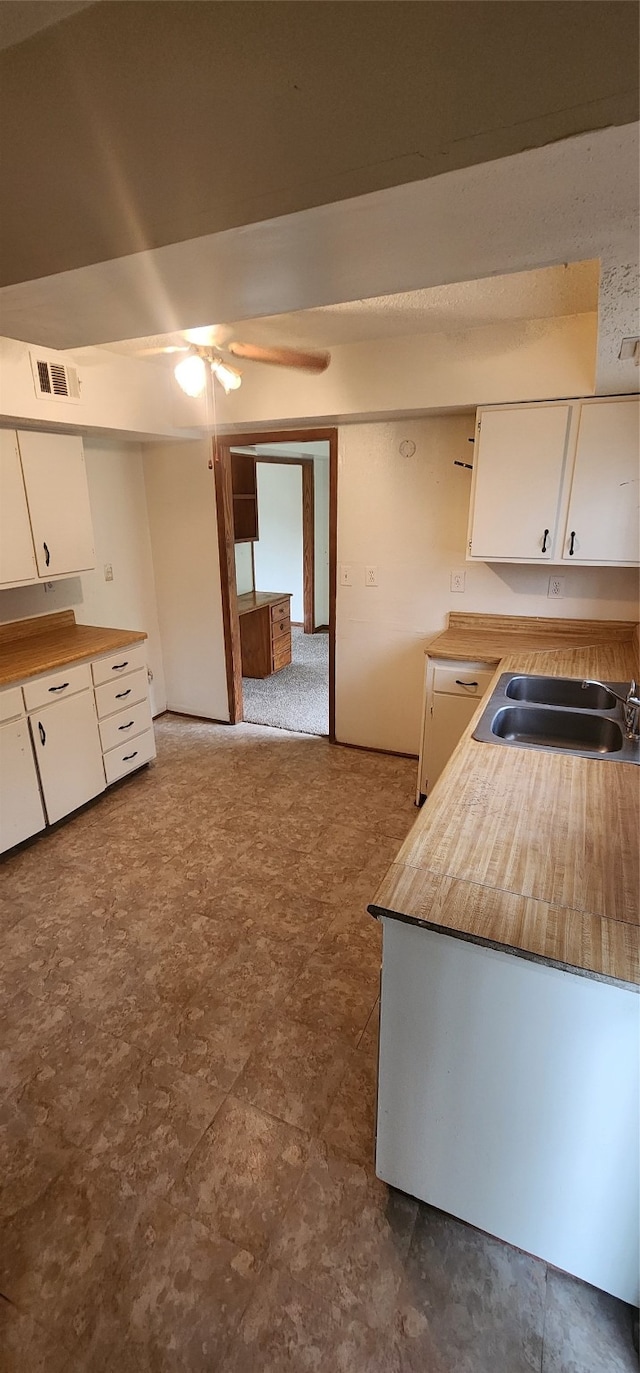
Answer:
xmin=473 ymin=673 xmax=640 ymax=764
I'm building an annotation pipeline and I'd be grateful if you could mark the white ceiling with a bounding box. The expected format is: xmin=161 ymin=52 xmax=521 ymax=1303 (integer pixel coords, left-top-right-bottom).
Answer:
xmin=0 ymin=1 xmax=97 ymax=52
xmin=101 ymin=262 xmax=599 ymax=358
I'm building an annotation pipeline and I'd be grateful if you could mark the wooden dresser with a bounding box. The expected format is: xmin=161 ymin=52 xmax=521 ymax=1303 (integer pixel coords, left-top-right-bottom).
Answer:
xmin=237 ymin=592 xmax=292 ymax=678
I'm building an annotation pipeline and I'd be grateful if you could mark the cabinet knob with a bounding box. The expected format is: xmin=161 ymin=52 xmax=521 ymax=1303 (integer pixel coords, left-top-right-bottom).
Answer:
xmin=112 ymin=662 xmax=129 ymax=671
xmin=43 ymin=542 xmax=51 ymax=567
xmin=569 ymin=531 xmax=576 ymax=556
xmin=122 ymin=750 xmax=138 ymax=761
xmin=455 ymin=680 xmax=478 ymax=688
xmin=115 ymin=688 xmax=131 ymax=699
xmin=541 ymin=529 xmax=549 ymax=553
xmin=48 ymin=682 xmax=69 ymax=693
xmin=38 ymin=721 xmax=46 ymax=746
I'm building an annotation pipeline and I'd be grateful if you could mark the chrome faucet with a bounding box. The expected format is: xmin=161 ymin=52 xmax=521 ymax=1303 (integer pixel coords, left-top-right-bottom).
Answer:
xmin=582 ymin=679 xmax=640 ymax=741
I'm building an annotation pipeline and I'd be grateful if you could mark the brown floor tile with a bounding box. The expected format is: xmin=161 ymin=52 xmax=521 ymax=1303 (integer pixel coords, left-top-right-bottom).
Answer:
xmin=82 ymin=1063 xmax=224 ymax=1201
xmin=0 ymin=1095 xmax=75 ymax=1221
xmin=321 ymin=1049 xmax=377 ymax=1164
xmin=282 ymin=947 xmax=380 ymax=1043
xmin=17 ymin=1017 xmax=145 ymax=1146
xmin=221 ymin=1265 xmax=402 ymax=1373
xmin=171 ymin=1096 xmax=310 ymax=1257
xmin=270 ymin=1147 xmax=417 ymax=1329
xmin=541 ymin=1268 xmax=638 ymax=1372
xmin=234 ymin=1017 xmax=352 ymax=1133
xmin=0 ymin=1298 xmax=69 ymax=1373
xmin=397 ymin=1203 xmax=546 ymax=1373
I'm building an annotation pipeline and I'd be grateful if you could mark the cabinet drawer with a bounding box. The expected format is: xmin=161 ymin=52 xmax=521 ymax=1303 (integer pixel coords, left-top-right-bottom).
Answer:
xmin=0 ymin=686 xmax=24 ymax=723
xmin=272 ymin=614 xmax=291 ymax=641
xmin=272 ymin=634 xmax=292 ymax=671
xmin=95 ymin=667 xmax=148 ymax=719
xmin=23 ymin=662 xmax=92 ymax=712
xmin=432 ymin=664 xmax=495 ymax=698
xmin=99 ymin=697 xmax=152 ymax=753
xmin=92 ymin=642 xmax=146 ymax=687
xmin=270 ymin=599 xmax=290 ymax=622
xmin=103 ymin=727 xmax=156 ymax=785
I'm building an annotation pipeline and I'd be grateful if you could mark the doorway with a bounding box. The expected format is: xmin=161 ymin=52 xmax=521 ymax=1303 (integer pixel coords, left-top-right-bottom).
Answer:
xmin=213 ymin=428 xmax=337 ymax=739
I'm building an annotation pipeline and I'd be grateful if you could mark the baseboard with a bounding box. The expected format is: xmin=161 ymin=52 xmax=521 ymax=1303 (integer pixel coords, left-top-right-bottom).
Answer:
xmin=334 ymin=739 xmax=419 ymax=761
xmin=314 ymin=624 xmax=329 ymax=633
xmin=159 ymin=708 xmax=233 ymax=725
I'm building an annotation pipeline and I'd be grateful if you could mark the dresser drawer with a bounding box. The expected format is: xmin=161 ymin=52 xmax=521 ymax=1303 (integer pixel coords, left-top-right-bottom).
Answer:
xmin=270 ymin=598 xmax=290 ymax=622
xmin=272 ymin=634 xmax=292 ymax=671
xmin=99 ymin=697 xmax=152 ymax=753
xmin=0 ymin=686 xmax=24 ymax=723
xmin=23 ymin=662 xmax=92 ymax=712
xmin=103 ymin=726 xmax=156 ymax=785
xmin=95 ymin=666 xmax=148 ymax=719
xmin=432 ymin=663 xmax=495 ymax=698
xmin=272 ymin=613 xmax=291 ymax=641
xmin=92 ymin=641 xmax=146 ymax=687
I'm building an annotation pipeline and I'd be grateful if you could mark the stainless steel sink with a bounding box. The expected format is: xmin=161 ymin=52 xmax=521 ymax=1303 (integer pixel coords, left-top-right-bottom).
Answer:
xmin=491 ymin=705 xmax=623 ymax=754
xmin=505 ymin=675 xmax=617 ymax=711
xmin=473 ymin=673 xmax=640 ymax=764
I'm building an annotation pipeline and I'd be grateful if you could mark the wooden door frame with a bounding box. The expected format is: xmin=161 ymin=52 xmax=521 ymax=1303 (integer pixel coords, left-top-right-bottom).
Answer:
xmin=213 ymin=428 xmax=337 ymax=740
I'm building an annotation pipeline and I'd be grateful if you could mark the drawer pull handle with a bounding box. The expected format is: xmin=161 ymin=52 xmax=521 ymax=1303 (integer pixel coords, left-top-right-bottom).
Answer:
xmin=455 ymin=680 xmax=478 ymax=687
xmin=112 ymin=661 xmax=129 ymax=671
xmin=43 ymin=542 xmax=50 ymax=567
xmin=115 ymin=688 xmax=131 ymax=699
xmin=122 ymin=750 xmax=138 ymax=761
xmin=541 ymin=528 xmax=549 ymax=553
xmin=38 ymin=721 xmax=46 ymax=746
xmin=118 ymin=720 xmax=135 ymax=730
xmin=48 ymin=682 xmax=69 ymax=693
xmin=569 ymin=530 xmax=576 ymax=556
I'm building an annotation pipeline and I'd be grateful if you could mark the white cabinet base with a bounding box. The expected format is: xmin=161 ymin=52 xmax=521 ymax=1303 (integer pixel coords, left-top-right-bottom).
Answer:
xmin=30 ymin=690 xmax=105 ymax=825
xmin=376 ymin=918 xmax=639 ymax=1305
xmin=0 ymin=719 xmax=46 ymax=852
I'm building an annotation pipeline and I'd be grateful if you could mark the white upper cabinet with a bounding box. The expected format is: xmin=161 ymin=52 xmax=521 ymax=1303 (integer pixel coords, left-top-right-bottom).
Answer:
xmin=561 ymin=399 xmax=640 ymax=565
xmin=467 ymin=406 xmax=571 ymax=561
xmin=17 ymin=430 xmax=95 ymax=578
xmin=467 ymin=397 xmax=640 ymax=567
xmin=0 ymin=431 xmax=38 ymax=584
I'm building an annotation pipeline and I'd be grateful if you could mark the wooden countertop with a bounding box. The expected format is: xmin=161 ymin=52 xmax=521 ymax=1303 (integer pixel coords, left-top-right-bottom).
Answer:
xmin=237 ymin=591 xmax=291 ymax=617
xmin=0 ymin=611 xmax=147 ymax=686
xmin=369 ymin=613 xmax=640 ymax=990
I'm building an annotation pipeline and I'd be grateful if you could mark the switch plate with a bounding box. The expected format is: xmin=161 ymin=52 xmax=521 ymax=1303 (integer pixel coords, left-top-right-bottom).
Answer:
xmin=548 ymin=575 xmax=565 ymax=599
xmin=365 ymin=565 xmax=378 ymax=587
xmin=450 ymin=570 xmax=466 ymax=593
xmin=339 ymin=564 xmax=352 ymax=587
xmin=104 ymin=563 xmax=114 ymax=582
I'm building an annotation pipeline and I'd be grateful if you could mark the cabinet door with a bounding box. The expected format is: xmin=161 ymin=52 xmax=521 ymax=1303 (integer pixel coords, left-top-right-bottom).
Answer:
xmin=469 ymin=407 xmax=571 ymax=560
xmin=17 ymin=430 xmax=95 ymax=577
xmin=562 ymin=400 xmax=640 ymax=564
xmin=0 ymin=431 xmax=37 ymax=584
xmin=422 ymin=692 xmax=481 ymax=795
xmin=0 ymin=719 xmax=46 ymax=853
xmin=30 ymin=690 xmax=105 ymax=825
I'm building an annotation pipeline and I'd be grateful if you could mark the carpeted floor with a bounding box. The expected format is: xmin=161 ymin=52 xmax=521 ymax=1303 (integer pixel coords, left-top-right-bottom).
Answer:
xmin=242 ymin=627 xmax=329 ymax=735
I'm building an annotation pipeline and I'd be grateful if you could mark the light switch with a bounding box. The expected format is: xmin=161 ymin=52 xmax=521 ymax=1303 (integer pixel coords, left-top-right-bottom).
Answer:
xmin=339 ymin=564 xmax=352 ymax=586
xmin=104 ymin=563 xmax=114 ymax=582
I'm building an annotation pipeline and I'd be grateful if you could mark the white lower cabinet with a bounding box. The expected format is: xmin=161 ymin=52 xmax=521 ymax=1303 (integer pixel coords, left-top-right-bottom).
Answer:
xmin=30 ymin=689 xmax=106 ymax=825
xmin=0 ymin=717 xmax=46 ymax=852
xmin=417 ymin=657 xmax=495 ymax=803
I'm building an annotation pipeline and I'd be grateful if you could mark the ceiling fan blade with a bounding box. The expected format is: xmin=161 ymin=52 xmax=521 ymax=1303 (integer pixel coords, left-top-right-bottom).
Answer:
xmin=135 ymin=345 xmax=190 ymax=357
xmin=225 ymin=341 xmax=330 ymax=373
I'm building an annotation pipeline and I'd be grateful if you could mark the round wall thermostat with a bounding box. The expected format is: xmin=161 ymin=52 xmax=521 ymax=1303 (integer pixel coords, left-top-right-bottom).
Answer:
xmin=399 ymin=439 xmax=416 ymax=458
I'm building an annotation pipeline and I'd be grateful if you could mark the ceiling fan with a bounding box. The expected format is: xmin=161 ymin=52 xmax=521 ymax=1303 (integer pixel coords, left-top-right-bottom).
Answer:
xmin=136 ymin=325 xmax=330 ymax=396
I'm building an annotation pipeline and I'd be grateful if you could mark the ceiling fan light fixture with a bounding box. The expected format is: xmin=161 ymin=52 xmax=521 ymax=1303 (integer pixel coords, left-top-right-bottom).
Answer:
xmin=174 ymin=352 xmax=207 ymax=397
xmin=211 ymin=358 xmax=242 ymax=393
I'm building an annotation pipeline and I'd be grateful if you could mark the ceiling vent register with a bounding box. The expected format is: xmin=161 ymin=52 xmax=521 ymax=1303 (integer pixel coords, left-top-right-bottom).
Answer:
xmin=30 ymin=353 xmax=81 ymax=402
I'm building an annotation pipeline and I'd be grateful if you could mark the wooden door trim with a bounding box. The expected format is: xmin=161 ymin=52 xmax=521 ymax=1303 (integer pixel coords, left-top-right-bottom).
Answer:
xmin=215 ymin=428 xmax=337 ymax=741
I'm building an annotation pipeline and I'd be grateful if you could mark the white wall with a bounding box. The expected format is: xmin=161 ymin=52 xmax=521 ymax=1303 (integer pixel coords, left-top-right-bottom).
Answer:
xmin=215 ymin=314 xmax=597 ymax=428
xmin=234 ymin=542 xmax=254 ymax=595
xmin=336 ymin=417 xmax=640 ymax=755
xmin=314 ymin=456 xmax=330 ymax=627
xmin=0 ymin=438 xmax=167 ymax=716
xmin=254 ymin=463 xmax=304 ymax=622
xmin=143 ymin=439 xmax=230 ymax=721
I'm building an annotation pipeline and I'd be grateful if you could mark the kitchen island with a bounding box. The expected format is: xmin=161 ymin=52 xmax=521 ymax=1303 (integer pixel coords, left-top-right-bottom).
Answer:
xmin=369 ymin=613 xmax=639 ymax=1305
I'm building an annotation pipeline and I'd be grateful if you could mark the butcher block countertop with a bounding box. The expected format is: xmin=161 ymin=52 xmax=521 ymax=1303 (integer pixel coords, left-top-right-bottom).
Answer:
xmin=369 ymin=613 xmax=640 ymax=990
xmin=0 ymin=611 xmax=147 ymax=686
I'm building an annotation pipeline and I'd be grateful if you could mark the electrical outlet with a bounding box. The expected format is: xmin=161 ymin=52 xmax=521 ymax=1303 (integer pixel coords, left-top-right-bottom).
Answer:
xmin=450 ymin=570 xmax=466 ymax=593
xmin=43 ymin=581 xmax=54 ymax=593
xmin=365 ymin=565 xmax=378 ymax=587
xmin=548 ymin=575 xmax=565 ymax=599
xmin=339 ymin=564 xmax=352 ymax=587
xmin=104 ymin=563 xmax=114 ymax=582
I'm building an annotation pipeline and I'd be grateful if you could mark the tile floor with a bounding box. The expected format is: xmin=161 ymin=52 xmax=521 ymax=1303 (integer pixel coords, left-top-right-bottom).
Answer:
xmin=0 ymin=715 xmax=637 ymax=1371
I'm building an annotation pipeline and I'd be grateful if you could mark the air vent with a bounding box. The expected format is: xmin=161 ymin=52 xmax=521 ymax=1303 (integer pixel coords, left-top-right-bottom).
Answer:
xmin=30 ymin=353 xmax=81 ymax=402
